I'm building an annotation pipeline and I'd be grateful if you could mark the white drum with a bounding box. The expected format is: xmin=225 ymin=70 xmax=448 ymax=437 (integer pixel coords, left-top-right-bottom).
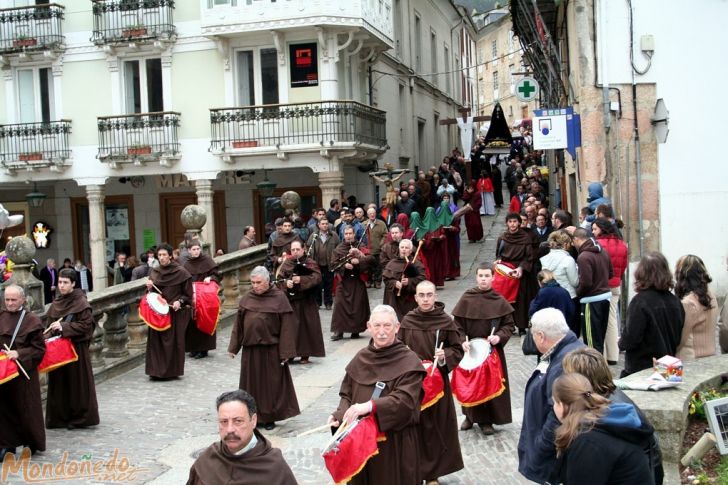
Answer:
xmin=146 ymin=292 xmax=170 ymax=315
xmin=458 ymin=338 xmax=492 ymax=370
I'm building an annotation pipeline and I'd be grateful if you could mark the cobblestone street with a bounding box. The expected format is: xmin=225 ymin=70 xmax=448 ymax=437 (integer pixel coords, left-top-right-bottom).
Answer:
xmin=10 ymin=209 xmax=534 ymax=484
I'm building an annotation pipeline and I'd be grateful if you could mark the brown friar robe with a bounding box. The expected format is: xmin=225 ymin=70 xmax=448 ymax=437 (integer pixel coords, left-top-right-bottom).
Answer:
xmin=277 ymin=257 xmax=325 ymax=358
xmin=44 ymin=288 xmax=99 ymax=429
xmin=229 ymin=286 xmax=300 ymax=423
xmin=331 ymin=242 xmax=374 ymax=334
xmin=496 ymin=228 xmax=538 ymax=330
xmin=268 ymin=231 xmax=303 ymax=269
xmin=451 ymin=287 xmax=515 ymax=425
xmin=146 ymin=261 xmax=193 ymax=378
xmin=0 ymin=309 xmax=46 ymax=451
xmin=379 ymin=240 xmax=400 ymax=268
xmin=187 ymin=430 xmax=296 ymax=485
xmin=382 ymin=258 xmax=425 ymax=321
xmin=398 ymin=302 xmax=465 ymax=481
xmin=332 ymin=340 xmax=425 ymax=485
xmin=183 ymin=253 xmax=221 ymax=353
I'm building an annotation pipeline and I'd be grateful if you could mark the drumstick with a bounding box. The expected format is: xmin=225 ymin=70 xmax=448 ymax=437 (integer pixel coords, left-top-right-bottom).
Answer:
xmin=411 ymin=240 xmax=424 ymax=264
xmin=297 ymin=423 xmax=332 ymax=438
xmin=323 ymin=418 xmax=349 ymax=452
xmin=3 ymin=344 xmax=30 ymax=380
xmin=43 ymin=318 xmax=62 ymax=334
xmin=147 ymin=278 xmax=163 ymax=294
xmin=397 ymin=255 xmax=410 ymax=297
xmin=431 ymin=342 xmax=444 ymax=377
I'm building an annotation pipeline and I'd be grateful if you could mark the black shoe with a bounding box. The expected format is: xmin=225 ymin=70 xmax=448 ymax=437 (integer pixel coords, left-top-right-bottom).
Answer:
xmin=607 ymin=360 xmax=618 ymax=365
xmin=196 ymin=351 xmax=209 ymax=359
xmin=189 ymin=352 xmax=199 ymax=358
xmin=325 ymin=304 xmax=332 ymax=310
xmin=518 ymin=329 xmax=527 ymax=337
xmin=263 ymin=422 xmax=276 ymax=430
xmin=350 ymin=333 xmax=360 ymax=339
xmin=330 ymin=333 xmax=343 ymax=341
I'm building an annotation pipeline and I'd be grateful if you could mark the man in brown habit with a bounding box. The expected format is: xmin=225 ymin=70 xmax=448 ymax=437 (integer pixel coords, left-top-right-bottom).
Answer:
xmin=228 ymin=266 xmax=300 ymax=430
xmin=183 ymin=239 xmax=221 ymax=359
xmin=187 ymin=389 xmax=296 ymax=485
xmin=379 ymin=223 xmax=405 ymax=268
xmin=268 ymin=218 xmax=302 ymax=271
xmin=382 ymin=239 xmax=425 ymax=321
xmin=276 ymin=239 xmax=325 ymax=363
xmin=145 ymin=243 xmax=193 ymax=380
xmin=0 ymin=285 xmax=46 ymax=458
xmin=452 ymin=262 xmax=516 ymax=435
xmin=44 ymin=269 xmax=99 ymax=429
xmin=330 ymin=225 xmax=374 ymax=341
xmin=328 ymin=304 xmax=425 ymax=485
xmin=398 ymin=281 xmax=465 ymax=484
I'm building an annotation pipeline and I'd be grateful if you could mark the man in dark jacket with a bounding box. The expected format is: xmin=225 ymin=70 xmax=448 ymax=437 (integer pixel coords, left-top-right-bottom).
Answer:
xmin=573 ymin=228 xmax=613 ymax=353
xmin=306 ymin=218 xmax=340 ymax=310
xmin=517 ymin=308 xmax=584 ymax=483
xmin=394 ymin=190 xmax=417 ymax=217
xmin=326 ymin=199 xmax=340 ymax=225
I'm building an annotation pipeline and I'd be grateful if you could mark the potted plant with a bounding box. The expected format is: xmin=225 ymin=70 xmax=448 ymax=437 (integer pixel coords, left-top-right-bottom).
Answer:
xmin=19 ymin=152 xmax=43 ymax=161
xmin=127 ymin=144 xmax=152 ymax=156
xmin=13 ymin=35 xmax=38 ymax=48
xmin=122 ymin=25 xmax=148 ymax=38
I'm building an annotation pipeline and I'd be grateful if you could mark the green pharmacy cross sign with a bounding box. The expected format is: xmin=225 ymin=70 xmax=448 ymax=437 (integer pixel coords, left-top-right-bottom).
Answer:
xmin=516 ymin=77 xmax=539 ymax=102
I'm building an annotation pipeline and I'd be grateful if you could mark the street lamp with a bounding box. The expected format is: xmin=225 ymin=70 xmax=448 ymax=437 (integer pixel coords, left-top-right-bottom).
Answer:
xmin=25 ymin=183 xmax=47 ymax=208
xmin=256 ymin=169 xmax=276 ymax=197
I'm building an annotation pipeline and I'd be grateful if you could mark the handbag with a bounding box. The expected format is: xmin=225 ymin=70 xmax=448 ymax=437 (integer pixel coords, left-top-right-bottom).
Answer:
xmin=521 ymin=325 xmax=540 ymax=356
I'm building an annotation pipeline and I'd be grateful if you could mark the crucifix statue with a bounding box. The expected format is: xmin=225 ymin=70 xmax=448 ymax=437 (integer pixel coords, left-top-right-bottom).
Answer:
xmin=439 ymin=107 xmax=491 ymax=161
xmin=369 ymin=162 xmax=411 ymax=208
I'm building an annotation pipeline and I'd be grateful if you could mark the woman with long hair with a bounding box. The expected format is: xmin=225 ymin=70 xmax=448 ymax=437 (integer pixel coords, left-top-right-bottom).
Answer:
xmin=618 ymin=252 xmax=685 ymax=377
xmin=550 ymin=373 xmax=655 ymax=485
xmin=675 ymin=254 xmax=718 ymax=360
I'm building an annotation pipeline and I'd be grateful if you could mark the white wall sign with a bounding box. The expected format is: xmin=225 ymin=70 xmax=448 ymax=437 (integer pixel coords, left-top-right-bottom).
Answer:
xmin=533 ymin=114 xmax=568 ymax=149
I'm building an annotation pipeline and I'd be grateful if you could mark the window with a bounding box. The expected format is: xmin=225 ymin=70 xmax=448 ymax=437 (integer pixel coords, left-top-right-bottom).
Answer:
xmin=236 ymin=51 xmax=255 ymax=106
xmin=430 ymin=31 xmax=437 ymax=85
xmin=398 ymin=84 xmax=406 ymax=144
xmin=508 ymin=31 xmax=515 ymax=58
xmin=509 ymin=64 xmax=515 ymax=94
xmin=492 ymin=70 xmax=499 ymax=97
xmin=260 ymin=48 xmax=278 ymax=105
xmin=234 ymin=48 xmax=279 ymax=107
xmin=123 ymin=58 xmax=163 ymax=114
xmin=444 ymin=45 xmax=450 ymax=94
xmin=17 ymin=67 xmax=54 ymax=123
xmin=414 ymin=14 xmax=422 ymax=72
xmin=207 ymin=0 xmax=236 ymax=7
xmin=491 ymin=39 xmax=497 ymax=60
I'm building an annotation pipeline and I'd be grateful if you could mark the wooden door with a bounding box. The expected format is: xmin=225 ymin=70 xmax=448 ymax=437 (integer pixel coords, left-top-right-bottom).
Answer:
xmin=159 ymin=192 xmax=228 ymax=252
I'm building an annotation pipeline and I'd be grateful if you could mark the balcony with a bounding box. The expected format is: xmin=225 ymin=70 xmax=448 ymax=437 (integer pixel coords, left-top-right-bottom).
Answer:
xmin=200 ymin=0 xmax=393 ymax=46
xmin=91 ymin=0 xmax=176 ymax=47
xmin=0 ymin=120 xmax=71 ymax=173
xmin=97 ymin=112 xmax=181 ymax=168
xmin=0 ymin=3 xmax=64 ymax=58
xmin=209 ymin=100 xmax=387 ymax=161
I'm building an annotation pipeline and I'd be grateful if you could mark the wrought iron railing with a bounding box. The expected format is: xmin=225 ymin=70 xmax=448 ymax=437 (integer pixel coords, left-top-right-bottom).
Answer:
xmin=0 ymin=3 xmax=65 ymax=55
xmin=97 ymin=112 xmax=180 ymax=160
xmin=0 ymin=120 xmax=72 ymax=169
xmin=91 ymin=0 xmax=175 ymax=45
xmin=209 ymin=100 xmax=387 ymax=152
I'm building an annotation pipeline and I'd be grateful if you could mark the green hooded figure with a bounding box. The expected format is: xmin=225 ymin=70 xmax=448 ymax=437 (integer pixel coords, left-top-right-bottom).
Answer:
xmin=409 ymin=211 xmax=426 ymax=240
xmin=437 ymin=200 xmax=454 ymax=227
xmin=422 ymin=207 xmax=441 ymax=234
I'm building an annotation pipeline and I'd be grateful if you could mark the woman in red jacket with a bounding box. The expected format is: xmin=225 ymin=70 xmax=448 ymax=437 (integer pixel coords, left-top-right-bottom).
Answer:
xmin=592 ymin=218 xmax=628 ymax=365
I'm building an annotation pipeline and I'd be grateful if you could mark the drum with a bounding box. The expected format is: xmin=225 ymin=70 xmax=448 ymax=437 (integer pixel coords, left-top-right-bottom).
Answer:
xmin=194 ymin=281 xmax=220 ymax=336
xmin=451 ymin=338 xmax=506 ymax=407
xmin=0 ymin=352 xmax=19 ymax=385
xmin=38 ymin=336 xmax=79 ymax=373
xmin=492 ymin=262 xmax=520 ymax=303
xmin=139 ymin=292 xmax=172 ymax=332
xmin=322 ymin=415 xmax=386 ymax=484
xmin=421 ymin=360 xmax=445 ymax=411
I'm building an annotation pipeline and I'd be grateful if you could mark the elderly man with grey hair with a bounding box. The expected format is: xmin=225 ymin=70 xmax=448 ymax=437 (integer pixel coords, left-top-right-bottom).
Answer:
xmin=517 ymin=307 xmax=584 ymax=483
xmin=228 ymin=266 xmax=300 ymax=431
xmin=382 ymin=239 xmax=426 ymax=321
xmin=328 ymin=304 xmax=426 ymax=484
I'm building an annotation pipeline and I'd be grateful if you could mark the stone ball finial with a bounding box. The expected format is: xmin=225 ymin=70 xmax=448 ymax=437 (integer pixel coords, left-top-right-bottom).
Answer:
xmin=280 ymin=191 xmax=301 ymax=211
xmin=180 ymin=205 xmax=207 ymax=230
xmin=5 ymin=236 xmax=35 ymax=264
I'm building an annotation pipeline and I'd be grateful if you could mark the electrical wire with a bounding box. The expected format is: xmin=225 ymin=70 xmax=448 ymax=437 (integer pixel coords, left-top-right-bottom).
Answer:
xmin=626 ymin=0 xmax=652 ymax=75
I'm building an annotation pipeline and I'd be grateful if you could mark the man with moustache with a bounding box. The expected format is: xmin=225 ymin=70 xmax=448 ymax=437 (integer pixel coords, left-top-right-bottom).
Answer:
xmin=276 ymin=240 xmax=325 ymax=364
xmin=228 ymin=266 xmax=299 ymax=430
xmin=398 ymin=281 xmax=465 ymax=485
xmin=44 ymin=269 xmax=99 ymax=429
xmin=379 ymin=223 xmax=405 ymax=268
xmin=187 ymin=390 xmax=296 ymax=484
xmin=307 ymin=217 xmax=340 ymax=310
xmin=0 ymin=285 xmax=46 ymax=458
xmin=328 ymin=305 xmax=425 ymax=485
xmin=382 ymin=239 xmax=425 ymax=321
xmin=452 ymin=263 xmax=516 ymax=435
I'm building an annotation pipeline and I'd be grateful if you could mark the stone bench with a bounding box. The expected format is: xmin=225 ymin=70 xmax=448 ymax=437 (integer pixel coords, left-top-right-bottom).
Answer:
xmin=622 ymin=354 xmax=728 ymax=478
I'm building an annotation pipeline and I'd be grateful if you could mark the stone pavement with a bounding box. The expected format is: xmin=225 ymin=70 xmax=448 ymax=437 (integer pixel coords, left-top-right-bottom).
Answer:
xmin=8 ymin=208 xmax=537 ymax=484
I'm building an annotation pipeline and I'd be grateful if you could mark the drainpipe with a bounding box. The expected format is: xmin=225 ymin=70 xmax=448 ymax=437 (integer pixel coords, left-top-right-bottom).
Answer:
xmin=633 ymin=81 xmax=644 ymax=258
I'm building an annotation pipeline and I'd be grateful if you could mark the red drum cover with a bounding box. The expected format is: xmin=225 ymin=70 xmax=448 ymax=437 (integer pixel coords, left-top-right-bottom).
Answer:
xmin=194 ymin=281 xmax=220 ymax=336
xmin=421 ymin=360 xmax=445 ymax=410
xmin=323 ymin=415 xmax=386 ymax=484
xmin=0 ymin=353 xmax=19 ymax=385
xmin=139 ymin=293 xmax=172 ymax=331
xmin=450 ymin=349 xmax=506 ymax=407
xmin=38 ymin=336 xmax=79 ymax=373
xmin=491 ymin=262 xmax=520 ymax=303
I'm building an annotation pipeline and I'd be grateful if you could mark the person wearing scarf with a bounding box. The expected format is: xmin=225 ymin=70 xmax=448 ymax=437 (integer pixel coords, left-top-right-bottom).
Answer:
xmin=44 ymin=269 xmax=99 ymax=429
xmin=183 ymin=239 xmax=221 ymax=359
xmin=420 ymin=207 xmax=448 ymax=288
xmin=496 ymin=212 xmax=539 ymax=334
xmin=437 ymin=197 xmax=461 ymax=281
xmin=145 ymin=243 xmax=193 ymax=380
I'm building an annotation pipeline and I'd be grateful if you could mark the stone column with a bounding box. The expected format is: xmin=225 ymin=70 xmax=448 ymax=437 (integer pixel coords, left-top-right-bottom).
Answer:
xmin=238 ymin=265 xmax=252 ymax=298
xmin=318 ymin=170 xmax=345 ymax=209
xmin=222 ymin=269 xmax=240 ymax=310
xmin=103 ymin=307 xmax=129 ymax=358
xmin=194 ymin=179 xmax=215 ymax=254
xmin=126 ymin=302 xmax=147 ymax=350
xmin=87 ymin=185 xmax=108 ymax=291
xmin=89 ymin=313 xmax=106 ymax=367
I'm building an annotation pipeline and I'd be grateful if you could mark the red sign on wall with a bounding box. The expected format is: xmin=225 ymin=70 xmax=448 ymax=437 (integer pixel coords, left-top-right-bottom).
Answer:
xmin=290 ymin=43 xmax=318 ymax=87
